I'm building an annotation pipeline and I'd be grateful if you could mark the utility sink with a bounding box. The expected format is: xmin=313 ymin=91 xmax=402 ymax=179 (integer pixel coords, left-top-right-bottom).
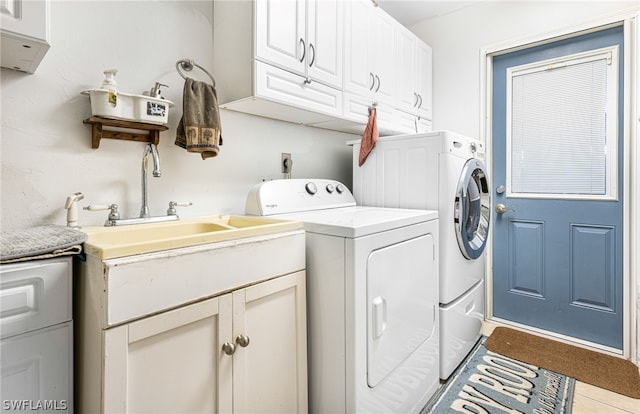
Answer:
xmin=82 ymin=215 xmax=302 ymax=259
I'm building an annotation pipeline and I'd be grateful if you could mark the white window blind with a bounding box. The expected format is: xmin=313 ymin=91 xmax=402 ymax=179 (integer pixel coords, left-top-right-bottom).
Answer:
xmin=507 ymin=48 xmax=618 ymax=199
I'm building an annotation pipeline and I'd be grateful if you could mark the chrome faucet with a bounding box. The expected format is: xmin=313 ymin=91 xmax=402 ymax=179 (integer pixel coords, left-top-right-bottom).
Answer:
xmin=83 ymin=143 xmax=192 ymax=226
xmin=140 ymin=143 xmax=161 ymax=218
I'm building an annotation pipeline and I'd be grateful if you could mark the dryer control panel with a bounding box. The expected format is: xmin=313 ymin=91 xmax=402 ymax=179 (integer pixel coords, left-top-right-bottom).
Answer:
xmin=245 ymin=179 xmax=356 ymax=216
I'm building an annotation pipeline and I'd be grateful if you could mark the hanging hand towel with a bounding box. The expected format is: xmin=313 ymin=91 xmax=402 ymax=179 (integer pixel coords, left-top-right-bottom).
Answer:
xmin=358 ymin=107 xmax=378 ymax=166
xmin=175 ymin=77 xmax=223 ymax=160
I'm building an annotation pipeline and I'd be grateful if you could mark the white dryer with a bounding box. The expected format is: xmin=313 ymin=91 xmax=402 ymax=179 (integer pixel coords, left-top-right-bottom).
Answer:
xmin=245 ymin=179 xmax=439 ymax=414
xmin=351 ymin=130 xmax=490 ymax=379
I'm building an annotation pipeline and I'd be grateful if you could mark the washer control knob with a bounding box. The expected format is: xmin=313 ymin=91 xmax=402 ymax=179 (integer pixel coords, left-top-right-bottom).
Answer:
xmin=336 ymin=184 xmax=345 ymax=194
xmin=305 ymin=182 xmax=317 ymax=195
xmin=326 ymin=183 xmax=335 ymax=193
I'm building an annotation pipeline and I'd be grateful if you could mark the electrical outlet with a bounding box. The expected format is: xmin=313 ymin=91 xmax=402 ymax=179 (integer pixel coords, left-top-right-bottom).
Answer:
xmin=282 ymin=153 xmax=292 ymax=174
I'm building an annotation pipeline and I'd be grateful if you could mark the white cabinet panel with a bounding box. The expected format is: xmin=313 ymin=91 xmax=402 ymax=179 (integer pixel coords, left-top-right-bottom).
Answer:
xmin=306 ymin=0 xmax=343 ymax=88
xmin=396 ymin=25 xmax=432 ymax=120
xmin=255 ymin=0 xmax=305 ymax=74
xmin=344 ymin=0 xmax=396 ymax=105
xmin=0 ymin=258 xmax=72 ymax=339
xmin=233 ymin=272 xmax=308 ymax=413
xmin=0 ymin=0 xmax=50 ymax=73
xmin=255 ymin=60 xmax=342 ymax=117
xmin=0 ymin=257 xmax=73 ymax=412
xmin=415 ymin=40 xmax=433 ymax=119
xmin=1 ymin=322 xmax=73 ymax=412
xmin=104 ymin=296 xmax=231 ymax=413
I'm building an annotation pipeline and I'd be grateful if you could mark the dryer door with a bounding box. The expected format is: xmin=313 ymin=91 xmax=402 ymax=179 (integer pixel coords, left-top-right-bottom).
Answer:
xmin=367 ymin=234 xmax=437 ymax=388
xmin=454 ymin=158 xmax=490 ymax=259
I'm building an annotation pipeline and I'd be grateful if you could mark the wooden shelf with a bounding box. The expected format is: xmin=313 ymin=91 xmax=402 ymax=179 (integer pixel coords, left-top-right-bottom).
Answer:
xmin=83 ymin=117 xmax=169 ymax=149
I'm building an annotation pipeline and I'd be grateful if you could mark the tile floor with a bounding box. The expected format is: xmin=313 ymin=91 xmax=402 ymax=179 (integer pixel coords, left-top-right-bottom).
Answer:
xmin=481 ymin=322 xmax=640 ymax=414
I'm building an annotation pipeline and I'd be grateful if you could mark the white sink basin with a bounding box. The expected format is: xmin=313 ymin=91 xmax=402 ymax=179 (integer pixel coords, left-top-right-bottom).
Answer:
xmin=82 ymin=215 xmax=302 ymax=259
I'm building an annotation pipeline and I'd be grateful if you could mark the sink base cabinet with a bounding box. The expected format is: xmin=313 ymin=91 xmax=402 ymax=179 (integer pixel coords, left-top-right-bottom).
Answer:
xmin=101 ymin=272 xmax=306 ymax=413
xmin=75 ymin=231 xmax=307 ymax=413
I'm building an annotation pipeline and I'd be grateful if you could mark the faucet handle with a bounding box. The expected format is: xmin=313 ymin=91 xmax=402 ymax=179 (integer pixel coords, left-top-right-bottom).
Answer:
xmin=84 ymin=204 xmax=120 ymax=220
xmin=167 ymin=201 xmax=192 ymax=216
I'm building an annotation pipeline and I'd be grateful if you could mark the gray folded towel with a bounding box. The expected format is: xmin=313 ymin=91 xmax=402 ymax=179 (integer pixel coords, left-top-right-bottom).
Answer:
xmin=175 ymin=77 xmax=223 ymax=160
xmin=1 ymin=225 xmax=87 ymax=264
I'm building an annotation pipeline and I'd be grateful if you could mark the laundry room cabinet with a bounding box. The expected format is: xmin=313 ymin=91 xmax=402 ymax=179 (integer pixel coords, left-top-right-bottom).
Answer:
xmin=0 ymin=257 xmax=73 ymax=412
xmin=76 ymin=230 xmax=307 ymax=413
xmin=213 ymin=0 xmax=432 ymax=136
xmin=255 ymin=0 xmax=343 ymax=89
xmin=396 ymin=25 xmax=433 ymax=122
xmin=0 ymin=0 xmax=50 ymax=73
xmin=343 ymin=0 xmax=397 ymax=106
xmin=100 ymin=272 xmax=306 ymax=413
xmin=214 ymin=0 xmax=343 ymax=124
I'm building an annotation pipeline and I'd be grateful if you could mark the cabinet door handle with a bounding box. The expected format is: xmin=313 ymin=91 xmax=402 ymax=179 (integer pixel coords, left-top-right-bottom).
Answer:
xmin=221 ymin=342 xmax=236 ymax=355
xmin=375 ymin=75 xmax=381 ymax=92
xmin=369 ymin=72 xmax=375 ymax=90
xmin=299 ymin=38 xmax=306 ymax=63
xmin=308 ymin=43 xmax=315 ymax=67
xmin=414 ymin=92 xmax=419 ymax=107
xmin=236 ymin=334 xmax=250 ymax=348
xmin=417 ymin=94 xmax=423 ymax=109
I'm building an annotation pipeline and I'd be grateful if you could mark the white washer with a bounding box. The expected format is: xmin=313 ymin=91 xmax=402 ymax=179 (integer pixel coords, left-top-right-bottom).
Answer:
xmin=245 ymin=179 xmax=440 ymax=414
xmin=351 ymin=130 xmax=490 ymax=379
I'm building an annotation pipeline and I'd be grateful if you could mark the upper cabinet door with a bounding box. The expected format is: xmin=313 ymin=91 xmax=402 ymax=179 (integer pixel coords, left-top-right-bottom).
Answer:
xmin=344 ymin=0 xmax=396 ymax=105
xmin=255 ymin=0 xmax=306 ymax=75
xmin=306 ymin=0 xmax=343 ymax=88
xmin=396 ymin=26 xmax=417 ymax=111
xmin=395 ymin=26 xmax=433 ymax=121
xmin=343 ymin=0 xmax=374 ymax=98
xmin=370 ymin=7 xmax=396 ymax=104
xmin=414 ymin=40 xmax=432 ymax=119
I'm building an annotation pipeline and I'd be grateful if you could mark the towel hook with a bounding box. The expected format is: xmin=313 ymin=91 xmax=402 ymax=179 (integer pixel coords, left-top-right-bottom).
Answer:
xmin=176 ymin=58 xmax=216 ymax=87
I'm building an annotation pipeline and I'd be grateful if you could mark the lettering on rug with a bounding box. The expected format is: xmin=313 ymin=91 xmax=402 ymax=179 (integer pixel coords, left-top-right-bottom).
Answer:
xmin=450 ymin=351 xmax=567 ymax=414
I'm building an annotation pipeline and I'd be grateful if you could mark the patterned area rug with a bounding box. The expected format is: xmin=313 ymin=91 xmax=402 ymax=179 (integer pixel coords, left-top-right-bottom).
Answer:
xmin=423 ymin=338 xmax=575 ymax=413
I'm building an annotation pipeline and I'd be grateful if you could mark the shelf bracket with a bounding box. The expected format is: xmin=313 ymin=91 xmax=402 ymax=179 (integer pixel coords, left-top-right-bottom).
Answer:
xmin=83 ymin=117 xmax=169 ymax=149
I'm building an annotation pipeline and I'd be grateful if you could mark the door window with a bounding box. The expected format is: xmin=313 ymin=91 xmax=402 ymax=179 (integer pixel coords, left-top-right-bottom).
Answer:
xmin=507 ymin=46 xmax=619 ymax=200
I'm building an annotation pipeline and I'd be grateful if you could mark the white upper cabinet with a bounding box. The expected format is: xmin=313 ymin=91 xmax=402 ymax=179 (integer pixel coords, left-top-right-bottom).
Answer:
xmin=214 ymin=0 xmax=343 ymax=123
xmin=255 ymin=0 xmax=343 ymax=89
xmin=397 ymin=25 xmax=432 ymax=121
xmin=0 ymin=0 xmax=50 ymax=73
xmin=255 ymin=0 xmax=305 ymax=74
xmin=306 ymin=0 xmax=343 ymax=87
xmin=214 ymin=0 xmax=432 ymax=136
xmin=344 ymin=0 xmax=396 ymax=105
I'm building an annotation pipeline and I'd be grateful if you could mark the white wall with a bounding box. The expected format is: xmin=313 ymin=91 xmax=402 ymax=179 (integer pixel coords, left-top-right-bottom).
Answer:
xmin=410 ymin=0 xmax=639 ymax=360
xmin=0 ymin=0 xmax=355 ymax=231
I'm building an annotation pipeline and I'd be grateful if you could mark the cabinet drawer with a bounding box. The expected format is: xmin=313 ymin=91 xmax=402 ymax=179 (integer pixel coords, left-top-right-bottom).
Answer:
xmin=0 ymin=257 xmax=72 ymax=339
xmin=255 ymin=60 xmax=342 ymax=117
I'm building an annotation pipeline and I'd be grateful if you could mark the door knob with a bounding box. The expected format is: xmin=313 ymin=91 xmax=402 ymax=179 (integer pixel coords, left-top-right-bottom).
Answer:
xmin=235 ymin=334 xmax=250 ymax=348
xmin=221 ymin=342 xmax=236 ymax=355
xmin=495 ymin=203 xmax=514 ymax=214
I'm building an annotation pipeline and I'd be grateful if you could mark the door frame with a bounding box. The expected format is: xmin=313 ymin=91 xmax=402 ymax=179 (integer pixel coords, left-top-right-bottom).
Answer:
xmin=480 ymin=11 xmax=639 ymax=361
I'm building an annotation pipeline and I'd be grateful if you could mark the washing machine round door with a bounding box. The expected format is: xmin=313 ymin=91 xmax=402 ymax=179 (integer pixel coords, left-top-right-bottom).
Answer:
xmin=454 ymin=158 xmax=490 ymax=259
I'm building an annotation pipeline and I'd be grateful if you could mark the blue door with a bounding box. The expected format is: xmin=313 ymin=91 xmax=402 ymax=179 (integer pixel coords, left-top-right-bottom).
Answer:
xmin=492 ymin=26 xmax=624 ymax=349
